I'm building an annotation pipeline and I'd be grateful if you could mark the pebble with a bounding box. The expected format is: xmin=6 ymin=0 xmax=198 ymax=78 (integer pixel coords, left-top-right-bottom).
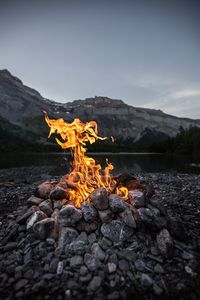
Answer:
xmin=140 ymin=273 xmax=153 ymax=287
xmin=57 ymin=261 xmax=64 ymax=274
xmin=90 ymin=188 xmax=109 ymax=210
xmin=70 ymin=255 xmax=83 ymax=268
xmin=88 ymin=276 xmax=102 ymax=291
xmin=15 ymin=279 xmax=28 ymax=291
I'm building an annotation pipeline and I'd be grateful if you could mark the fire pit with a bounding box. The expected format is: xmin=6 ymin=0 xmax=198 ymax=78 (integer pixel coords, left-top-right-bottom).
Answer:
xmin=24 ymin=113 xmax=154 ymax=246
xmin=0 ymin=114 xmax=199 ymax=300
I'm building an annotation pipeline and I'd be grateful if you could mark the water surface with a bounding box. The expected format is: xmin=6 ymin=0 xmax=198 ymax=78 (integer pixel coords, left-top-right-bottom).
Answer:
xmin=0 ymin=152 xmax=200 ymax=174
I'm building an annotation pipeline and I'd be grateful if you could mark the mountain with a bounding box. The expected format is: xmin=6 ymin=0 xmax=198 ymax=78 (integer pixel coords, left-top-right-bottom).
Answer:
xmin=0 ymin=69 xmax=200 ymax=151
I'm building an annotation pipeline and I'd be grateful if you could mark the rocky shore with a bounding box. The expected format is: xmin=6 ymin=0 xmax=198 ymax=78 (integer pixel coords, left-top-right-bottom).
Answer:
xmin=0 ymin=166 xmax=200 ymax=300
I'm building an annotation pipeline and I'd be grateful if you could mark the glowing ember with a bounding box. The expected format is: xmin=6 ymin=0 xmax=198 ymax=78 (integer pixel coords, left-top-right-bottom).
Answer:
xmin=45 ymin=113 xmax=128 ymax=206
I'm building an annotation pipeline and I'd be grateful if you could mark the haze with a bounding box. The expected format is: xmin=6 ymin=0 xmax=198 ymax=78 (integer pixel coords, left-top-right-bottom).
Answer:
xmin=0 ymin=0 xmax=200 ymax=119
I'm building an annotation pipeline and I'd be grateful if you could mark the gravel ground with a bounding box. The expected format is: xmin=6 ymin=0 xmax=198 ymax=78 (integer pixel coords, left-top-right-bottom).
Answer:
xmin=0 ymin=166 xmax=200 ymax=300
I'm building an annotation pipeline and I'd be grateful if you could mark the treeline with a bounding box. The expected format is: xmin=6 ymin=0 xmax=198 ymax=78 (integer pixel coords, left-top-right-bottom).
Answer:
xmin=150 ymin=126 xmax=200 ymax=155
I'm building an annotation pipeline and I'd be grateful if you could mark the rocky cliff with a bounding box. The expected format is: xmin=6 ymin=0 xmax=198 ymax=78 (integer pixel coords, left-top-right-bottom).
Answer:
xmin=0 ymin=69 xmax=200 ymax=151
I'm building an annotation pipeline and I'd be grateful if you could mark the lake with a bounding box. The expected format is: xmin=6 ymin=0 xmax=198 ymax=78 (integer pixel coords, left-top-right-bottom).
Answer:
xmin=0 ymin=152 xmax=200 ymax=174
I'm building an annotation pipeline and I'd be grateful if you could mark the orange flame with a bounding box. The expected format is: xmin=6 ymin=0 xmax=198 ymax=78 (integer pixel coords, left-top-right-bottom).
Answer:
xmin=45 ymin=113 xmax=128 ymax=206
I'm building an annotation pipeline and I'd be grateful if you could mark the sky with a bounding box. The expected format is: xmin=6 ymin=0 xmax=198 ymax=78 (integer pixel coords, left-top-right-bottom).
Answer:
xmin=0 ymin=0 xmax=200 ymax=119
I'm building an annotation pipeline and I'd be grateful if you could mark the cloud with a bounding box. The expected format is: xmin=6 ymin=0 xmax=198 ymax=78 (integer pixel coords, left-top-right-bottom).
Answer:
xmin=171 ymin=89 xmax=200 ymax=99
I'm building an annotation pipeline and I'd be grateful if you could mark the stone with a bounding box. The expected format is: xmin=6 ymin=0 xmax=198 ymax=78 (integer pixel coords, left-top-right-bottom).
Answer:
xmin=118 ymin=259 xmax=129 ymax=271
xmin=58 ymin=227 xmax=78 ymax=250
xmin=70 ymin=255 xmax=83 ymax=268
xmin=17 ymin=206 xmax=39 ymax=224
xmin=80 ymin=265 xmax=88 ymax=276
xmin=101 ymin=220 xmax=133 ymax=242
xmin=15 ymin=279 xmax=28 ymax=291
xmin=77 ymin=232 xmax=88 ymax=244
xmin=88 ymin=276 xmax=102 ymax=291
xmin=156 ymin=229 xmax=173 ymax=258
xmin=27 ymin=196 xmax=44 ymax=206
xmin=39 ymin=199 xmax=53 ymax=217
xmin=140 ymin=273 xmax=153 ymax=287
xmin=81 ymin=204 xmax=97 ymax=223
xmin=98 ymin=209 xmax=113 ymax=223
xmin=50 ymin=186 xmax=67 ymax=200
xmin=119 ymin=207 xmax=136 ymax=228
xmin=107 ymin=262 xmax=117 ymax=273
xmin=88 ymin=233 xmax=97 ymax=243
xmin=167 ymin=217 xmax=187 ymax=241
xmin=99 ymin=237 xmax=113 ymax=250
xmin=153 ymin=284 xmax=163 ymax=295
xmin=90 ymin=187 xmax=109 ymax=210
xmin=35 ymin=181 xmax=57 ymax=199
xmin=91 ymin=243 xmax=105 ymax=261
xmin=109 ymin=194 xmax=127 ymax=213
xmin=49 ymin=258 xmax=59 ymax=273
xmin=80 ymin=273 xmax=92 ymax=283
xmin=26 ymin=210 xmax=47 ymax=230
xmin=137 ymin=207 xmax=166 ymax=230
xmin=84 ymin=253 xmax=100 ymax=271
xmin=134 ymin=259 xmax=146 ymax=271
xmin=128 ymin=189 xmax=145 ymax=208
xmin=154 ymin=264 xmax=164 ymax=274
xmin=59 ymin=205 xmax=82 ymax=226
xmin=3 ymin=242 xmax=17 ymax=252
xmin=76 ymin=220 xmax=98 ymax=233
xmin=33 ymin=218 xmax=55 ymax=239
xmin=57 ymin=261 xmax=64 ymax=274
xmin=68 ymin=240 xmax=86 ymax=255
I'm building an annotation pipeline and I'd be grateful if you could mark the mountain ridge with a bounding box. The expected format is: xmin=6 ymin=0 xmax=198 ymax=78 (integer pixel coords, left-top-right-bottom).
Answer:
xmin=0 ymin=69 xmax=200 ymax=151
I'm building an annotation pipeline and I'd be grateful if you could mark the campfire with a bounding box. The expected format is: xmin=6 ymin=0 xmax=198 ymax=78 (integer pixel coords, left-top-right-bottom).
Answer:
xmin=2 ymin=114 xmax=194 ymax=300
xmin=44 ymin=113 xmax=128 ymax=206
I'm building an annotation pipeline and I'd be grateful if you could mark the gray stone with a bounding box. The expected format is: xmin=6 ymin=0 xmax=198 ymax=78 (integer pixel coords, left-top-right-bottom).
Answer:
xmin=58 ymin=227 xmax=78 ymax=250
xmin=109 ymin=194 xmax=127 ymax=213
xmin=98 ymin=209 xmax=113 ymax=223
xmin=134 ymin=259 xmax=146 ymax=271
xmin=119 ymin=207 xmax=136 ymax=228
xmin=90 ymin=187 xmax=109 ymax=210
xmin=39 ymin=200 xmax=53 ymax=217
xmin=107 ymin=262 xmax=117 ymax=273
xmin=33 ymin=218 xmax=55 ymax=240
xmin=49 ymin=258 xmax=59 ymax=273
xmin=15 ymin=279 xmax=28 ymax=291
xmin=156 ymin=229 xmax=173 ymax=258
xmin=137 ymin=207 xmax=165 ymax=229
xmin=57 ymin=261 xmax=64 ymax=274
xmin=80 ymin=265 xmax=88 ymax=276
xmin=80 ymin=273 xmax=92 ymax=283
xmin=26 ymin=210 xmax=47 ymax=230
xmin=35 ymin=181 xmax=57 ymax=199
xmin=118 ymin=259 xmax=129 ymax=271
xmin=128 ymin=189 xmax=145 ymax=208
xmin=88 ymin=276 xmax=102 ymax=291
xmin=84 ymin=253 xmax=100 ymax=271
xmin=77 ymin=232 xmax=88 ymax=244
xmin=68 ymin=240 xmax=86 ymax=255
xmin=154 ymin=264 xmax=164 ymax=274
xmin=76 ymin=220 xmax=98 ymax=233
xmin=59 ymin=205 xmax=82 ymax=226
xmin=91 ymin=243 xmax=105 ymax=261
xmin=81 ymin=204 xmax=97 ymax=223
xmin=27 ymin=196 xmax=44 ymax=206
xmin=101 ymin=220 xmax=133 ymax=242
xmin=140 ymin=273 xmax=153 ymax=287
xmin=70 ymin=255 xmax=83 ymax=268
xmin=50 ymin=186 xmax=67 ymax=200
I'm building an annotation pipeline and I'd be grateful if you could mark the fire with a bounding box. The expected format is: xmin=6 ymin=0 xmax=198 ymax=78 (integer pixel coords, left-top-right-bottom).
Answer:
xmin=45 ymin=113 xmax=128 ymax=206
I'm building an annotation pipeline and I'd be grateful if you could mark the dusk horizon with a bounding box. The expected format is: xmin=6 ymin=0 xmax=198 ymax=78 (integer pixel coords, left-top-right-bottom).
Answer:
xmin=0 ymin=0 xmax=200 ymax=119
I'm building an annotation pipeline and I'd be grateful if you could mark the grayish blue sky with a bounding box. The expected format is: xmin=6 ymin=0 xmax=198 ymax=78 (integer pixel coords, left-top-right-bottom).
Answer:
xmin=0 ymin=0 xmax=200 ymax=118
